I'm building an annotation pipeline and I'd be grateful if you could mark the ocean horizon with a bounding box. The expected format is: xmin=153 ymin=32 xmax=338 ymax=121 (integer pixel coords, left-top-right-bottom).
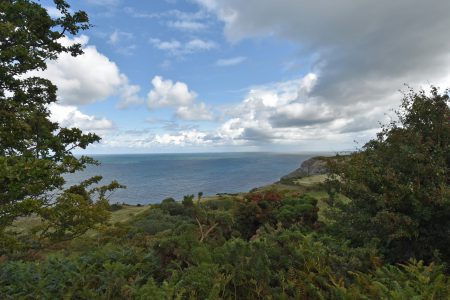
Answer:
xmin=66 ymin=152 xmax=330 ymax=204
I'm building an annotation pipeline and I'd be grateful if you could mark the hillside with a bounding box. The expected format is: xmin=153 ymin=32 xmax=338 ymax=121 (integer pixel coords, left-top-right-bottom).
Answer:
xmin=280 ymin=156 xmax=330 ymax=181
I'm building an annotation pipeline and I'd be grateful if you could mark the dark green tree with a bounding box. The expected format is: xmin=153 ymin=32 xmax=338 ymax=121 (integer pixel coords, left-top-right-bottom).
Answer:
xmin=0 ymin=0 xmax=122 ymax=250
xmin=328 ymin=86 xmax=450 ymax=263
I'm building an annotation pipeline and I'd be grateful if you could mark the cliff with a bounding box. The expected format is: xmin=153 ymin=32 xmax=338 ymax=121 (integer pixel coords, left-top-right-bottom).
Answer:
xmin=280 ymin=156 xmax=329 ymax=181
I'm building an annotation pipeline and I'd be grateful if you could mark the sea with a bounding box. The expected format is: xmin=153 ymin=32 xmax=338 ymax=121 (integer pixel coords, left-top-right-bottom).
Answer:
xmin=66 ymin=152 xmax=324 ymax=205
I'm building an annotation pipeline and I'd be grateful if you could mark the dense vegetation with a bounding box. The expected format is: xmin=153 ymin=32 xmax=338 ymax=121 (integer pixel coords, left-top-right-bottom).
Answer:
xmin=0 ymin=0 xmax=121 ymax=253
xmin=1 ymin=183 xmax=450 ymax=299
xmin=328 ymin=87 xmax=450 ymax=265
xmin=1 ymin=1 xmax=450 ymax=299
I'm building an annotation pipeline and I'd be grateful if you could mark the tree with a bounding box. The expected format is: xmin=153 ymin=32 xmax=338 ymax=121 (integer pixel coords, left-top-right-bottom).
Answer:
xmin=0 ymin=0 xmax=122 ymax=250
xmin=328 ymin=86 xmax=450 ymax=263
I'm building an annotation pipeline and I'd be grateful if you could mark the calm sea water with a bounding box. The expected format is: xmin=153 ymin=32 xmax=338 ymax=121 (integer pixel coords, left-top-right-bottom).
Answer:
xmin=66 ymin=152 xmax=322 ymax=204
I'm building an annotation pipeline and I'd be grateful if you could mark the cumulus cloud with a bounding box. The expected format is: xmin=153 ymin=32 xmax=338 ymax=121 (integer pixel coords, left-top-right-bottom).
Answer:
xmin=216 ymin=56 xmax=246 ymax=67
xmin=26 ymin=35 xmax=142 ymax=135
xmin=44 ymin=44 xmax=122 ymax=104
xmin=93 ymin=72 xmax=384 ymax=151
xmin=31 ymin=35 xmax=142 ymax=109
xmin=95 ymin=73 xmax=374 ymax=151
xmin=49 ymin=103 xmax=114 ymax=134
xmin=147 ymin=76 xmax=214 ymax=121
xmin=210 ymin=72 xmax=389 ymax=147
xmin=148 ymin=76 xmax=197 ymax=108
xmin=117 ymin=81 xmax=144 ymax=109
xmin=194 ymin=0 xmax=450 ymax=140
xmin=150 ymin=38 xmax=216 ymax=55
xmin=176 ymin=102 xmax=213 ymax=121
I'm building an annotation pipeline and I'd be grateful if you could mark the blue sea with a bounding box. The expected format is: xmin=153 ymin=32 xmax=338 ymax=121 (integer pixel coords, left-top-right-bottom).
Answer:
xmin=66 ymin=152 xmax=323 ymax=205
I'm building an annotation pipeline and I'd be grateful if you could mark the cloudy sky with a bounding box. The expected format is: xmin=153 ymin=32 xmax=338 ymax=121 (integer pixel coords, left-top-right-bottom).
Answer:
xmin=40 ymin=0 xmax=450 ymax=153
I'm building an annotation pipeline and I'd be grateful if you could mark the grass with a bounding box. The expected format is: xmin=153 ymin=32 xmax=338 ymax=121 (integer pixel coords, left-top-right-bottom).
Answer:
xmin=201 ymin=193 xmax=245 ymax=203
xmin=8 ymin=204 xmax=150 ymax=235
xmin=294 ymin=174 xmax=328 ymax=186
xmin=109 ymin=205 xmax=149 ymax=223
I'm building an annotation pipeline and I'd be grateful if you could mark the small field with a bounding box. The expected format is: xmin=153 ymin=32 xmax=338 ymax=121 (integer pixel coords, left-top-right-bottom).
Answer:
xmin=8 ymin=204 xmax=150 ymax=236
xmin=109 ymin=204 xmax=150 ymax=223
xmin=294 ymin=174 xmax=328 ymax=186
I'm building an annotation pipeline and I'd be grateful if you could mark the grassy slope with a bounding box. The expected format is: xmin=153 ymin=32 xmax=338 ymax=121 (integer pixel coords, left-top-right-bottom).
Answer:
xmin=295 ymin=174 xmax=328 ymax=186
xmin=109 ymin=205 xmax=149 ymax=223
xmin=9 ymin=204 xmax=150 ymax=235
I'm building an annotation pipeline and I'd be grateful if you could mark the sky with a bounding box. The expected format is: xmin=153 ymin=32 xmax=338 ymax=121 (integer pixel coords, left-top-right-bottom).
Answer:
xmin=39 ymin=0 xmax=450 ymax=154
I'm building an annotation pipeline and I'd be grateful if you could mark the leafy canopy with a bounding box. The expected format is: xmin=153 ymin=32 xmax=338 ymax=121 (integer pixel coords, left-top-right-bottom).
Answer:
xmin=328 ymin=86 xmax=450 ymax=263
xmin=0 ymin=0 xmax=122 ymax=251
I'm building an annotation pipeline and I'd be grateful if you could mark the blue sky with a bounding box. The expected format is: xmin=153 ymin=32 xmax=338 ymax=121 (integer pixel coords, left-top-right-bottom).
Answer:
xmin=40 ymin=0 xmax=450 ymax=153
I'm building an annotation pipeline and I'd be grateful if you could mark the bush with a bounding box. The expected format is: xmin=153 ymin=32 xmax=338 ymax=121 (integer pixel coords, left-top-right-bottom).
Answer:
xmin=109 ymin=203 xmax=124 ymax=212
xmin=328 ymin=87 xmax=450 ymax=264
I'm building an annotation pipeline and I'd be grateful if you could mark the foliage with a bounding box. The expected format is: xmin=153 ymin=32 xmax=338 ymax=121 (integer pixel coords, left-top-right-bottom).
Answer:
xmin=1 ymin=1 xmax=449 ymax=296
xmin=37 ymin=177 xmax=122 ymax=241
xmin=327 ymin=86 xmax=450 ymax=264
xmin=1 ymin=189 xmax=449 ymax=299
xmin=182 ymin=194 xmax=195 ymax=207
xmin=246 ymin=189 xmax=283 ymax=203
xmin=109 ymin=203 xmax=124 ymax=212
xmin=232 ymin=192 xmax=320 ymax=240
xmin=275 ymin=195 xmax=319 ymax=228
xmin=0 ymin=0 xmax=123 ymax=252
xmin=331 ymin=260 xmax=450 ymax=299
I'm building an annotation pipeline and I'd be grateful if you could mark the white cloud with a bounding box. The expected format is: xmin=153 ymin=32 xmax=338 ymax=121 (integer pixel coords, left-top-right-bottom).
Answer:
xmin=147 ymin=76 xmax=214 ymax=121
xmin=45 ymin=6 xmax=63 ymax=18
xmin=117 ymin=79 xmax=144 ymax=109
xmin=176 ymin=102 xmax=213 ymax=121
xmin=209 ymin=72 xmax=390 ymax=147
xmin=31 ymin=35 xmax=141 ymax=108
xmin=185 ymin=39 xmax=216 ymax=51
xmin=150 ymin=38 xmax=182 ymax=52
xmin=168 ymin=20 xmax=207 ymax=31
xmin=37 ymin=36 xmax=120 ymax=105
xmin=95 ymin=73 xmax=382 ymax=151
xmin=150 ymin=38 xmax=216 ymax=55
xmin=154 ymin=130 xmax=208 ymax=146
xmin=216 ymin=56 xmax=246 ymax=67
xmin=100 ymin=129 xmax=213 ymax=151
xmin=88 ymin=70 xmax=394 ymax=152
xmin=49 ymin=103 xmax=114 ymax=134
xmin=148 ymin=76 xmax=197 ymax=108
